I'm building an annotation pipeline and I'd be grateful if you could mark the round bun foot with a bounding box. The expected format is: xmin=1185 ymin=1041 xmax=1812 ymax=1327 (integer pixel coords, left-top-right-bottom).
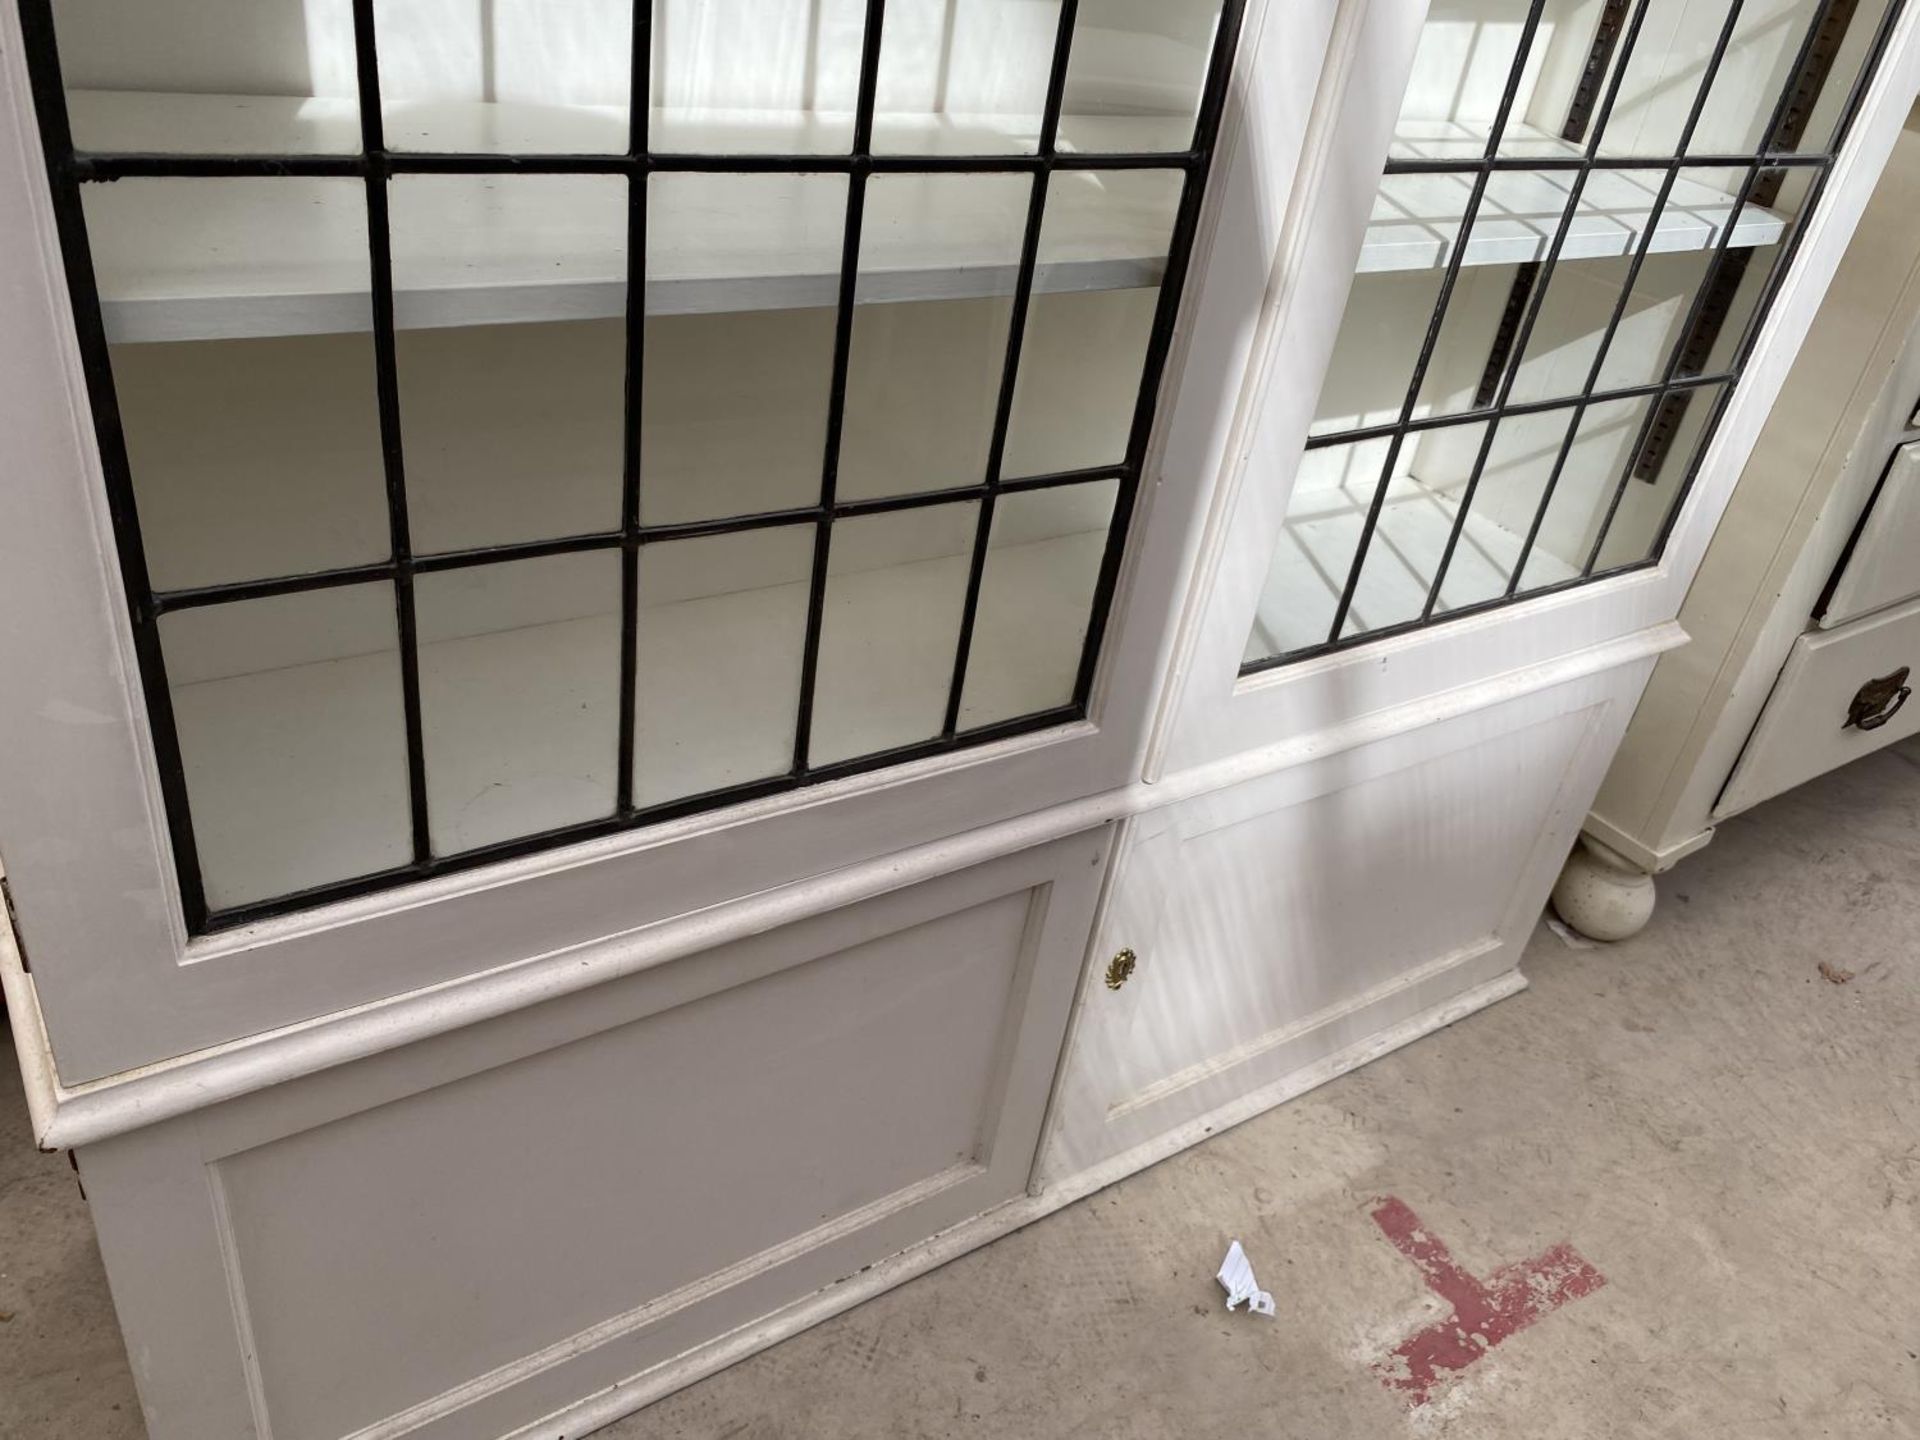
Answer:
xmin=1551 ymin=836 xmax=1656 ymax=943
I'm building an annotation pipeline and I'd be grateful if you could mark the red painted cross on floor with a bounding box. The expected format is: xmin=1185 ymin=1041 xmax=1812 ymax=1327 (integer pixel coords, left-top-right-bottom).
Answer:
xmin=1368 ymin=1195 xmax=1605 ymax=1405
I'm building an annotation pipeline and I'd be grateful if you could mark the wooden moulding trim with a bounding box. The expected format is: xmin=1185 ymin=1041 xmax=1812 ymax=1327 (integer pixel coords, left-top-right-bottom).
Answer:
xmin=1579 ymin=811 xmax=1717 ymax=875
xmin=2 ymin=622 xmax=1682 ymax=1151
xmin=0 ymin=904 xmax=60 ymax=1145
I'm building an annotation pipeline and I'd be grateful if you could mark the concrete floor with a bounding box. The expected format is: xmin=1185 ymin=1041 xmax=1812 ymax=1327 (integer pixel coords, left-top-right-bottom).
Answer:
xmin=4 ymin=739 xmax=1918 ymax=1440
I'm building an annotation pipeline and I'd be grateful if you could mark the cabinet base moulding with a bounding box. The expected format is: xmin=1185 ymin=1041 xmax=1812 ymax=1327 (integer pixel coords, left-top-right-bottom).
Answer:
xmin=1579 ymin=813 xmax=1716 ymax=876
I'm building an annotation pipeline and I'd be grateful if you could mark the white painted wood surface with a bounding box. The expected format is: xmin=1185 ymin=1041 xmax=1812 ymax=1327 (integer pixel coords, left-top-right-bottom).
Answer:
xmin=3 ymin=0 xmax=1910 ymax=1433
xmin=72 ymin=830 xmax=1111 ymax=1440
xmin=1820 ymin=439 xmax=1920 ymax=627
xmin=1364 ymin=161 xmax=1788 ymax=274
xmin=1719 ymin=591 xmax=1920 ymax=813
xmin=73 ymin=88 xmax=1791 ymax=344
xmin=1 ymin=624 xmax=1678 ymax=1156
xmin=1153 ymin=0 xmax=1919 ymax=783
xmin=50 ymin=0 xmax=1221 ymax=152
xmin=68 ymin=90 xmax=1202 ymax=161
xmin=1041 ymin=650 xmax=1653 ymax=1185
xmin=1585 ymin=97 xmax=1920 ymax=866
xmin=167 ymin=523 xmax=1111 ymax=906
xmin=1 ymin=0 xmax=1325 ymax=1083
xmin=78 ymin=95 xmax=1184 ymax=342
xmin=110 ymin=300 xmax=1146 ymax=589
xmin=1 ymin=0 xmax=1906 ymax=1109
xmin=25 ymin=626 xmax=1668 ymax=1439
xmin=36 ymin=623 xmax=1671 ymax=1440
xmin=1242 ymin=474 xmax=1578 ymax=660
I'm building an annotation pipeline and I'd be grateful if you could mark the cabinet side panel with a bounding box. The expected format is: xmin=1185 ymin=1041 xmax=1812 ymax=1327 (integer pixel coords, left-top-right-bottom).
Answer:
xmin=1588 ymin=105 xmax=1920 ymax=855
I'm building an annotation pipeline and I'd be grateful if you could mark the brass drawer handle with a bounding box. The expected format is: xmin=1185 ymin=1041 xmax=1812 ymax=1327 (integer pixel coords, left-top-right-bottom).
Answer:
xmin=1846 ymin=667 xmax=1912 ymax=731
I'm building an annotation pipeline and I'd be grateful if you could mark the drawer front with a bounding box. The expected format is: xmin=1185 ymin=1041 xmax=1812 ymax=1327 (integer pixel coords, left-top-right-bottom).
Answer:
xmin=1822 ymin=442 xmax=1920 ymax=628
xmin=1720 ymin=595 xmax=1920 ymax=817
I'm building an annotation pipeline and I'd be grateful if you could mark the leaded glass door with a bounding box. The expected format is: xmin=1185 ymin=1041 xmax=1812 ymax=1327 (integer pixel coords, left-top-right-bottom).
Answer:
xmin=1242 ymin=0 xmax=1901 ymax=668
xmin=21 ymin=0 xmax=1244 ymax=928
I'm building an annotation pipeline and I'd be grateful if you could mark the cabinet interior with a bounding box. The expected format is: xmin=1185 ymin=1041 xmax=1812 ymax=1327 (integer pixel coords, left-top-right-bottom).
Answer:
xmin=41 ymin=0 xmax=1232 ymax=916
xmin=1245 ymin=0 xmax=1893 ymax=665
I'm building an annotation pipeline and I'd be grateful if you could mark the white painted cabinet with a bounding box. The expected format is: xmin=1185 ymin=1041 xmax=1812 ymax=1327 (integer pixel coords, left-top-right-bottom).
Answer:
xmin=2 ymin=1 xmax=1915 ymax=1436
xmin=1040 ymin=658 xmax=1644 ymax=1187
xmin=72 ymin=831 xmax=1114 ymax=1440
xmin=1718 ymin=590 xmax=1920 ymax=810
xmin=1819 ymin=440 xmax=1920 ymax=627
xmin=1581 ymin=97 xmax=1920 ymax=905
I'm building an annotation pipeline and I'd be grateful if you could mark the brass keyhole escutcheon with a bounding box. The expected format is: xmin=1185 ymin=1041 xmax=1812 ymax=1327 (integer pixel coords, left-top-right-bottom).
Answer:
xmin=1105 ymin=948 xmax=1138 ymax=991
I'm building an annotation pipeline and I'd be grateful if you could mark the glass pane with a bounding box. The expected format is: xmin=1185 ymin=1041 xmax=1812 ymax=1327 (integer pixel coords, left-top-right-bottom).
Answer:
xmin=650 ymin=0 xmax=866 ymax=154
xmin=1056 ymin=0 xmax=1225 ymax=155
xmin=1514 ymin=392 xmax=1656 ymax=589
xmin=641 ymin=172 xmax=847 ymax=524
xmin=1244 ymin=438 xmax=1394 ymax=663
xmin=82 ymin=178 xmax=389 ymax=591
xmin=390 ymin=174 xmax=628 ymax=552
xmin=84 ymin=175 xmax=376 ymax=343
xmin=1326 ymin=165 xmax=1693 ymax=433
xmin=1384 ymin=0 xmax=1791 ymax=163
xmin=1247 ymin=416 xmax=1594 ymax=657
xmin=1421 ymin=409 xmax=1582 ymax=611
xmin=1594 ymin=381 xmax=1729 ymax=570
xmin=1683 ymin=0 xmax=1896 ymax=158
xmin=114 ymin=333 xmax=392 ymax=592
xmin=388 ymin=173 xmax=627 ymax=331
xmin=1796 ymin=0 xmax=1900 ymax=155
xmin=1407 ymin=256 xmax=1528 ymax=422
xmin=960 ymin=480 xmax=1117 ymax=728
xmin=53 ymin=0 xmax=362 ymax=154
xmin=1590 ymin=0 xmax=1735 ymax=157
xmin=416 ymin=551 xmax=621 ymax=854
xmin=1336 ymin=422 xmax=1492 ymax=638
xmin=634 ymin=526 xmax=812 ymax=808
xmin=1684 ymin=167 xmax=1811 ymax=378
xmin=398 ymin=320 xmax=625 ymax=553
xmin=839 ymin=173 xmax=1031 ymax=501
xmin=1389 ymin=0 xmax=1542 ymax=160
xmin=1586 ymin=0 xmax=1889 ymax=159
xmin=1688 ymin=0 xmax=1806 ymax=154
xmin=1311 ymin=269 xmax=1443 ymax=437
xmin=33 ymin=0 xmax=1241 ymax=923
xmin=811 ymin=503 xmax=979 ymax=766
xmin=162 ymin=585 xmax=410 ymax=909
xmin=871 ymin=0 xmax=1059 ymax=155
xmin=1506 ymin=167 xmax=1782 ymax=403
xmin=1002 ymin=168 xmax=1184 ymax=478
xmin=375 ymin=0 xmax=631 ymax=154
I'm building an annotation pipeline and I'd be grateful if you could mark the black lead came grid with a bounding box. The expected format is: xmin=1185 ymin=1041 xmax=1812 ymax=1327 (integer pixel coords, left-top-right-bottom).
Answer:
xmin=1242 ymin=0 xmax=1907 ymax=673
xmin=19 ymin=0 xmax=1248 ymax=932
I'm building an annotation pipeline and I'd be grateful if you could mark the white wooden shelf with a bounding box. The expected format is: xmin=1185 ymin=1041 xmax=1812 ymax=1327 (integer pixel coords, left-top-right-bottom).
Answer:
xmin=1388 ymin=118 xmax=1590 ymax=162
xmin=69 ymin=92 xmax=1178 ymax=343
xmin=172 ymin=526 xmax=1104 ymax=908
xmin=1364 ymin=120 xmax=1790 ymax=274
xmin=1245 ymin=476 xmax=1577 ymax=659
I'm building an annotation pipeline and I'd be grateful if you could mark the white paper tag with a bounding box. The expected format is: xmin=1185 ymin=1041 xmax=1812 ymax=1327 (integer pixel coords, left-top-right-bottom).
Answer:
xmin=1216 ymin=1239 xmax=1275 ymax=1317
